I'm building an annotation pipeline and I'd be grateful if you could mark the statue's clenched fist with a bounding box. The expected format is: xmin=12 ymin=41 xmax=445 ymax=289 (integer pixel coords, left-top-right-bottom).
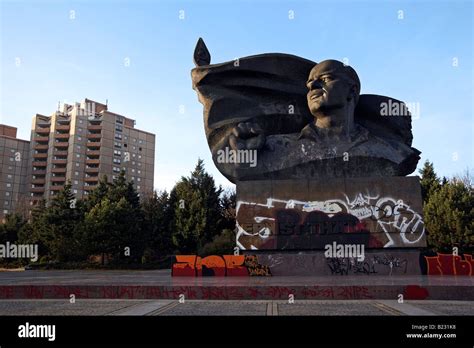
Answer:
xmin=229 ymin=122 xmax=266 ymax=151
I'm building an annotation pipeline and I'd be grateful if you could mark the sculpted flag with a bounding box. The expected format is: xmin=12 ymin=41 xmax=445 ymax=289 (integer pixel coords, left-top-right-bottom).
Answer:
xmin=191 ymin=38 xmax=420 ymax=183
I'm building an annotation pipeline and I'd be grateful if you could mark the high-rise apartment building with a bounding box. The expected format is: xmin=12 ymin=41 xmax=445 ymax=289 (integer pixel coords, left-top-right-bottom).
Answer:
xmin=28 ymin=98 xmax=155 ymax=205
xmin=0 ymin=125 xmax=30 ymax=221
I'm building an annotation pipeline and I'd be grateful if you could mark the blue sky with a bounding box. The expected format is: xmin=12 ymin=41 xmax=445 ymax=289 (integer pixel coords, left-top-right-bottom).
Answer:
xmin=1 ymin=0 xmax=472 ymax=191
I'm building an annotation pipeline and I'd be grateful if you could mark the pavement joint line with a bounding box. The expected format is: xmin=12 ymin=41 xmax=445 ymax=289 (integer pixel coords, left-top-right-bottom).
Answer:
xmin=147 ymin=301 xmax=179 ymax=316
xmin=109 ymin=301 xmax=174 ymax=316
xmin=272 ymin=302 xmax=278 ymax=316
xmin=266 ymin=302 xmax=272 ymax=316
xmin=372 ymin=302 xmax=403 ymax=316
xmin=105 ymin=301 xmax=154 ymax=316
xmin=376 ymin=300 xmax=438 ymax=316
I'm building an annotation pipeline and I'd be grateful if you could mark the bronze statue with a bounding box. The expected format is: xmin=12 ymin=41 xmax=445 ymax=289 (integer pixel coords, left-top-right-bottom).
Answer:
xmin=191 ymin=38 xmax=420 ymax=183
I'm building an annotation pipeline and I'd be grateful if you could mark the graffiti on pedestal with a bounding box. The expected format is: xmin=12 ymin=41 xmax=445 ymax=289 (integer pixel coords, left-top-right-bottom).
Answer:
xmin=326 ymin=255 xmax=408 ymax=276
xmin=425 ymin=253 xmax=474 ymax=276
xmin=171 ymin=255 xmax=271 ymax=277
xmin=236 ymin=193 xmax=425 ymax=250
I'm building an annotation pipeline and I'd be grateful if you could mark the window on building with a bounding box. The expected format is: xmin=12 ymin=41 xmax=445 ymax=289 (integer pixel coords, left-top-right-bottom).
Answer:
xmin=6 ymin=183 xmax=11 ymax=188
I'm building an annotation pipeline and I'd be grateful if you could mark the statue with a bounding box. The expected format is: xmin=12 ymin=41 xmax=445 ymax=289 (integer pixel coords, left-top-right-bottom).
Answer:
xmin=191 ymin=38 xmax=420 ymax=184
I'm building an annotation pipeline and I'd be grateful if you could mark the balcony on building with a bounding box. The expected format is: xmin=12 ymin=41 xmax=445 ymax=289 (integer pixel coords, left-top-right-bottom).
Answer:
xmin=86 ymin=139 xmax=101 ymax=148
xmin=53 ymin=150 xmax=68 ymax=157
xmin=51 ymin=167 xmax=66 ymax=174
xmin=51 ymin=176 xmax=66 ymax=183
xmin=36 ymin=127 xmax=50 ymax=135
xmin=50 ymin=185 xmax=64 ymax=191
xmin=87 ymin=133 xmax=101 ymax=140
xmin=31 ymin=178 xmax=46 ymax=185
xmin=54 ymin=140 xmax=68 ymax=148
xmin=34 ymin=144 xmax=49 ymax=150
xmin=32 ymin=161 xmax=47 ymax=167
xmin=85 ymin=158 xmax=100 ymax=165
xmin=85 ymin=167 xmax=99 ymax=174
xmin=55 ymin=133 xmax=69 ymax=140
xmin=56 ymin=124 xmax=70 ymax=132
xmin=52 ymin=159 xmax=67 ymax=165
xmin=86 ymin=150 xmax=100 ymax=157
xmin=32 ymin=168 xmax=46 ymax=175
xmin=56 ymin=116 xmax=70 ymax=125
xmin=87 ymin=124 xmax=102 ymax=131
xmin=33 ymin=152 xmax=48 ymax=159
xmin=35 ymin=136 xmax=49 ymax=143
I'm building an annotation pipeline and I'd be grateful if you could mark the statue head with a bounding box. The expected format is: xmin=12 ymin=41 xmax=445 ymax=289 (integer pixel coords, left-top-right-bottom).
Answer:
xmin=306 ymin=60 xmax=360 ymax=125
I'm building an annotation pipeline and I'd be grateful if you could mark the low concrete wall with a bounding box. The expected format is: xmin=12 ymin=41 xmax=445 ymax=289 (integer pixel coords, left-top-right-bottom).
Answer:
xmin=244 ymin=250 xmax=422 ymax=276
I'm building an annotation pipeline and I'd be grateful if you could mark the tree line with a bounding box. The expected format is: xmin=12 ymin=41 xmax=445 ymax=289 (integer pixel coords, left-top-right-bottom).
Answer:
xmin=0 ymin=159 xmax=236 ymax=267
xmin=0 ymin=159 xmax=472 ymax=268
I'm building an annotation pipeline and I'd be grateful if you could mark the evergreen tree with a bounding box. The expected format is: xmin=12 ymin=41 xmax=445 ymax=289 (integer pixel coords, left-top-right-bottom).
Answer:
xmin=42 ymin=182 xmax=84 ymax=262
xmin=0 ymin=213 xmax=26 ymax=244
xmin=84 ymin=197 xmax=131 ymax=263
xmin=141 ymin=190 xmax=174 ymax=259
xmin=18 ymin=199 xmax=50 ymax=261
xmin=424 ymin=179 xmax=474 ymax=252
xmin=220 ymin=188 xmax=236 ymax=231
xmin=172 ymin=159 xmax=223 ymax=253
xmin=419 ymin=160 xmax=441 ymax=203
xmin=84 ymin=175 xmax=110 ymax=211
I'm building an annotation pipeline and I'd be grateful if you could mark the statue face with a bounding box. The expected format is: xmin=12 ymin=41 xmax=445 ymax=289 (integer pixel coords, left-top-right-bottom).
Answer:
xmin=306 ymin=60 xmax=358 ymax=116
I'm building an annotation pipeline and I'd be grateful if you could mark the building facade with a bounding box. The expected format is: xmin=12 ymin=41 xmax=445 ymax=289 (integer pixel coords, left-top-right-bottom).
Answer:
xmin=28 ymin=99 xmax=155 ymax=205
xmin=0 ymin=125 xmax=30 ymax=221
